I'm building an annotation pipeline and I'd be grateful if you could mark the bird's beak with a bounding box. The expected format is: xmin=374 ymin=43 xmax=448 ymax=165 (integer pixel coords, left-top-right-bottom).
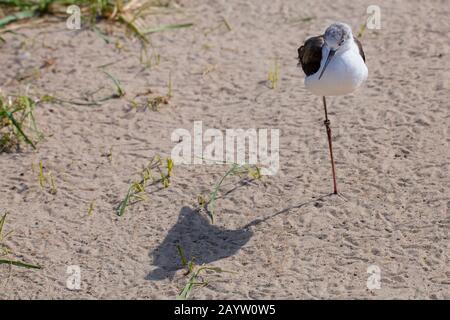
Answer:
xmin=318 ymin=49 xmax=336 ymax=80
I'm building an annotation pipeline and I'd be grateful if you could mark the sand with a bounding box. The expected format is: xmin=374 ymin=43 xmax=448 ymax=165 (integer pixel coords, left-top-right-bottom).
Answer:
xmin=0 ymin=0 xmax=449 ymax=299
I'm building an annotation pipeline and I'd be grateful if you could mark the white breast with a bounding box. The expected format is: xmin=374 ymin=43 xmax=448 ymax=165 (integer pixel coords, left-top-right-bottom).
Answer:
xmin=305 ymin=41 xmax=368 ymax=96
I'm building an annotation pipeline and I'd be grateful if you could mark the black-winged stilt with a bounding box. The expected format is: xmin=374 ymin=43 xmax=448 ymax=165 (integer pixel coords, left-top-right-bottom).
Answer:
xmin=298 ymin=22 xmax=368 ymax=195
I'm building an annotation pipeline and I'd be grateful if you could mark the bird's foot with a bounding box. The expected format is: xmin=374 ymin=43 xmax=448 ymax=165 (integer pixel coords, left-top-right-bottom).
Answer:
xmin=324 ymin=119 xmax=330 ymax=126
xmin=332 ymin=191 xmax=349 ymax=202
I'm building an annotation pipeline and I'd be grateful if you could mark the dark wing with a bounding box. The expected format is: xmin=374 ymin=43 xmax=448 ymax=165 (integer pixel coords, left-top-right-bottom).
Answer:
xmin=297 ymin=35 xmax=324 ymax=76
xmin=354 ymin=37 xmax=366 ymax=62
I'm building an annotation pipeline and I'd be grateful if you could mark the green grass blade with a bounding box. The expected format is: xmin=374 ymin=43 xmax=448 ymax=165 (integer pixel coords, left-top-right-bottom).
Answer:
xmin=176 ymin=282 xmax=193 ymax=300
xmin=0 ymin=258 xmax=41 ymax=269
xmin=103 ymin=71 xmax=125 ymax=97
xmin=3 ymin=108 xmax=36 ymax=149
xmin=0 ymin=1 xmax=36 ymax=8
xmin=0 ymin=9 xmax=36 ymax=28
xmin=117 ymin=15 xmax=148 ymax=44
xmin=207 ymin=163 xmax=239 ymax=223
xmin=92 ymin=25 xmax=111 ymax=44
xmin=176 ymin=245 xmax=187 ymax=266
xmin=142 ymin=23 xmax=194 ymax=35
xmin=176 ymin=274 xmax=200 ymax=300
xmin=117 ymin=186 xmax=133 ymax=216
xmin=0 ymin=213 xmax=6 ymax=238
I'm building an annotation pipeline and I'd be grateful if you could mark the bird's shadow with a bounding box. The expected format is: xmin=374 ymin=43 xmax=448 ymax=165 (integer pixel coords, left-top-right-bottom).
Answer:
xmin=146 ymin=193 xmax=336 ymax=281
xmin=146 ymin=206 xmax=254 ymax=281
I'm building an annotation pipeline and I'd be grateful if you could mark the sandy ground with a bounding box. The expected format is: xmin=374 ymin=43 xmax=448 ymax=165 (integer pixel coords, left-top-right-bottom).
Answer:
xmin=0 ymin=0 xmax=449 ymax=299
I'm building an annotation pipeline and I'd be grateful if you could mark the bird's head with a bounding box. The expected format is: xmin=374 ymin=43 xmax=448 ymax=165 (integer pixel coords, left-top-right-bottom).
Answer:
xmin=319 ymin=22 xmax=353 ymax=80
xmin=324 ymin=22 xmax=353 ymax=50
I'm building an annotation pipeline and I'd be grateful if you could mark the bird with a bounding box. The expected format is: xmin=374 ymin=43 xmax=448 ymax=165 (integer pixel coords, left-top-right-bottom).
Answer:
xmin=297 ymin=22 xmax=368 ymax=196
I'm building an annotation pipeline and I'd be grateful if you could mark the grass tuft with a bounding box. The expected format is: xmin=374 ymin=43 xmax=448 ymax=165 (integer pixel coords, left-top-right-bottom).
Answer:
xmin=130 ymin=75 xmax=172 ymax=111
xmin=0 ymin=212 xmax=41 ymax=269
xmin=33 ymin=160 xmax=57 ymax=194
xmin=0 ymin=94 xmax=41 ymax=152
xmin=198 ymin=163 xmax=261 ymax=224
xmin=0 ymin=1 xmax=194 ymax=46
xmin=117 ymin=155 xmax=173 ymax=216
xmin=176 ymin=244 xmax=233 ymax=300
xmin=87 ymin=200 xmax=95 ymax=216
xmin=268 ymin=59 xmax=280 ymax=89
